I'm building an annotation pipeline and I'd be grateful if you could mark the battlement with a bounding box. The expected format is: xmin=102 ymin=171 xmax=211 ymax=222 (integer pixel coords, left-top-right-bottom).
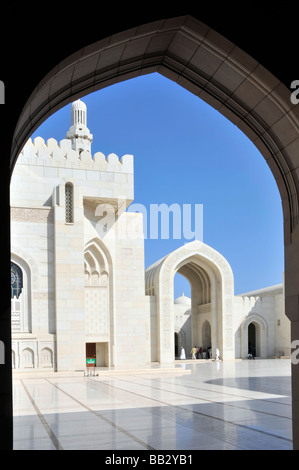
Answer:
xmin=18 ymin=137 xmax=133 ymax=174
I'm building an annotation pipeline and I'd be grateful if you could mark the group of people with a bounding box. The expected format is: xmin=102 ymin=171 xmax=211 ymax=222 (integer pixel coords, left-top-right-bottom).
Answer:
xmin=180 ymin=346 xmax=218 ymax=360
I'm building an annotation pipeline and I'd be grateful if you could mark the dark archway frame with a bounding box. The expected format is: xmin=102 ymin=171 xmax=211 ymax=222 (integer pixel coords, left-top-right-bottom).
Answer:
xmin=8 ymin=15 xmax=299 ymax=449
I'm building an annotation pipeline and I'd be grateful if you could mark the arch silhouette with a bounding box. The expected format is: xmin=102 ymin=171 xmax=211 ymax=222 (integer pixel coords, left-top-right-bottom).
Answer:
xmin=11 ymin=15 xmax=298 ymax=246
xmin=7 ymin=15 xmax=299 ymax=449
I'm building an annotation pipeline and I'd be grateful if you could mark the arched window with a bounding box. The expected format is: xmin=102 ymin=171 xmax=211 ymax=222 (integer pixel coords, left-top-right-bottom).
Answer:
xmin=65 ymin=182 xmax=73 ymax=223
xmin=11 ymin=259 xmax=31 ymax=333
xmin=11 ymin=262 xmax=23 ymax=331
xmin=11 ymin=262 xmax=23 ymax=299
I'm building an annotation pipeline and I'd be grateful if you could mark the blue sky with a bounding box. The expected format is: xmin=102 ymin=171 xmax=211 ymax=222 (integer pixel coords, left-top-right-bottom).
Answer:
xmin=30 ymin=73 xmax=284 ymax=298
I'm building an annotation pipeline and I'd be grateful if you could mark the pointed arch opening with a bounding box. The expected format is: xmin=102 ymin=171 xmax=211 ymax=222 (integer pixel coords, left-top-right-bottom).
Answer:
xmin=174 ymin=273 xmax=191 ymax=359
xmin=241 ymin=314 xmax=268 ymax=358
xmin=146 ymin=240 xmax=234 ymax=363
xmin=84 ymin=238 xmax=114 ymax=367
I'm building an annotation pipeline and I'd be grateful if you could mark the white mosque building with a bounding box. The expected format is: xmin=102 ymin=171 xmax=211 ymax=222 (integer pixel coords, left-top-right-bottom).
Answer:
xmin=10 ymin=99 xmax=290 ymax=371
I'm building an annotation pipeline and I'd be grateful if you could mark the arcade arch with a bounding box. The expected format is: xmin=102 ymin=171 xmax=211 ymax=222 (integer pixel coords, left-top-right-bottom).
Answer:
xmin=145 ymin=240 xmax=234 ymax=362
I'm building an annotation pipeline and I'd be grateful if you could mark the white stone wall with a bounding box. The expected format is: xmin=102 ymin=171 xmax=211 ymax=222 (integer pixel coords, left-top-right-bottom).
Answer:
xmin=12 ymin=336 xmax=55 ymax=370
xmin=275 ymin=293 xmax=291 ymax=356
xmin=10 ymin=134 xmax=136 ymax=371
xmin=112 ymin=213 xmax=147 ymax=366
xmin=11 ymin=208 xmax=56 ymax=370
xmin=145 ymin=295 xmax=157 ymax=363
xmin=52 ymin=184 xmax=86 ymax=371
xmin=234 ymin=285 xmax=290 ymax=358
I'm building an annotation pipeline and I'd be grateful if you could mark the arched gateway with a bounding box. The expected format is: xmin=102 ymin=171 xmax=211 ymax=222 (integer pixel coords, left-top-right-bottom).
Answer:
xmin=145 ymin=240 xmax=234 ymax=362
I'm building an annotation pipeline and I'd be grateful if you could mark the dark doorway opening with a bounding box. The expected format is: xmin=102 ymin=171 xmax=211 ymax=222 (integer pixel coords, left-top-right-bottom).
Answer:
xmin=248 ymin=323 xmax=256 ymax=358
xmin=174 ymin=333 xmax=179 ymax=358
xmin=86 ymin=342 xmax=96 ymax=367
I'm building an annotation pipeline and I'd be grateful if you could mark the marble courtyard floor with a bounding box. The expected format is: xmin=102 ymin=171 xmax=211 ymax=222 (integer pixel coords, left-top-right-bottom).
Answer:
xmin=12 ymin=359 xmax=293 ymax=450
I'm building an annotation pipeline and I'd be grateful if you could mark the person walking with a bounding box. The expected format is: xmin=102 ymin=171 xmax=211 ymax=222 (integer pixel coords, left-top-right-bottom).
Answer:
xmin=180 ymin=347 xmax=186 ymax=360
xmin=190 ymin=346 xmax=197 ymax=359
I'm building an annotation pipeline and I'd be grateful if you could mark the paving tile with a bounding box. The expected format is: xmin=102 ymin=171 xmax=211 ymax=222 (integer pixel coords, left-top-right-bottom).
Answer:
xmin=13 ymin=359 xmax=293 ymax=450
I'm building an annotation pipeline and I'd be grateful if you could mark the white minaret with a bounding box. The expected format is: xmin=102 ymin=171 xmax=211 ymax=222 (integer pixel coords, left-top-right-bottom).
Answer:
xmin=66 ymin=99 xmax=93 ymax=153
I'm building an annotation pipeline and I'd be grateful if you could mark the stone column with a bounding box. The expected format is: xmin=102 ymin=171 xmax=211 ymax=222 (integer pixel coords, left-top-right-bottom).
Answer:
xmin=285 ymin=224 xmax=299 ymax=450
xmin=112 ymin=212 xmax=147 ymax=366
xmin=291 ymin=321 xmax=299 ymax=449
xmin=53 ymin=183 xmax=85 ymax=371
xmin=0 ymin=314 xmax=13 ymax=449
xmin=0 ymin=193 xmax=12 ymax=448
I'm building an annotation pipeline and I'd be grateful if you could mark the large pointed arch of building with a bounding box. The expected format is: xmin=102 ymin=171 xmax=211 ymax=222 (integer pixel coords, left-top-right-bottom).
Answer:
xmin=6 ymin=15 xmax=299 ymax=449
xmin=145 ymin=240 xmax=235 ymax=362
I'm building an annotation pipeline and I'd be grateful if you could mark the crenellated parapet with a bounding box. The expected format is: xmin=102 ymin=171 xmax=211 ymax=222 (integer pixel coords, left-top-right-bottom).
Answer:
xmin=18 ymin=137 xmax=133 ymax=174
xmin=12 ymin=99 xmax=134 ymax=208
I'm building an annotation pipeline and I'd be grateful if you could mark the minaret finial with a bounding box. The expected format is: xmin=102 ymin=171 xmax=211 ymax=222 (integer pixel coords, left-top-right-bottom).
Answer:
xmin=66 ymin=99 xmax=93 ymax=153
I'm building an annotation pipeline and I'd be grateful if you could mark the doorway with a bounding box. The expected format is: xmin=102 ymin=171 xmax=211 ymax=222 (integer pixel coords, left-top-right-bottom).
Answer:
xmin=174 ymin=333 xmax=179 ymax=358
xmin=248 ymin=323 xmax=256 ymax=357
xmin=86 ymin=342 xmax=96 ymax=367
xmin=86 ymin=342 xmax=109 ymax=367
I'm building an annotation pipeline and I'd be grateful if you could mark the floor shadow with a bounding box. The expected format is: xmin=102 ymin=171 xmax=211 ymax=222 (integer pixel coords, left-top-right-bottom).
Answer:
xmin=205 ymin=376 xmax=291 ymax=396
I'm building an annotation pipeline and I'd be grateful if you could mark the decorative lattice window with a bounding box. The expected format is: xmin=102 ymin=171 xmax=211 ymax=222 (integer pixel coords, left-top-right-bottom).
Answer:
xmin=11 ymin=262 xmax=23 ymax=331
xmin=65 ymin=183 xmax=73 ymax=223
xmin=11 ymin=262 xmax=23 ymax=299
